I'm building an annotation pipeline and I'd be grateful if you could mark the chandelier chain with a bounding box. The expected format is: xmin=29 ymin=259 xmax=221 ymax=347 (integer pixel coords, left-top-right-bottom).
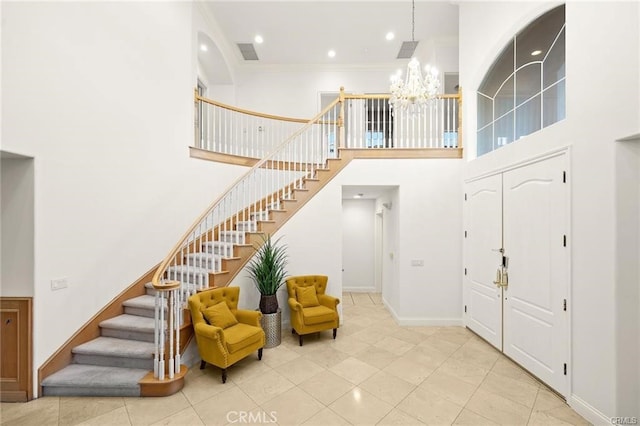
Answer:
xmin=411 ymin=0 xmax=415 ymax=42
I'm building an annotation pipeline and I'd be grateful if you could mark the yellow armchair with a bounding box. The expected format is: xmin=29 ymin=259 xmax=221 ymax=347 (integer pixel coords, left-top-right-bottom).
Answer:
xmin=188 ymin=287 xmax=265 ymax=383
xmin=286 ymin=275 xmax=340 ymax=346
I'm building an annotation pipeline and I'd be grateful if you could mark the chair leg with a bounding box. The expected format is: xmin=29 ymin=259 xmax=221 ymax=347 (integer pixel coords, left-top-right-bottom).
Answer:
xmin=200 ymin=360 xmax=206 ymax=370
xmin=333 ymin=328 xmax=337 ymax=339
xmin=221 ymin=369 xmax=227 ymax=384
xmin=292 ymin=328 xmax=295 ymax=334
xmin=258 ymin=348 xmax=263 ymax=360
xmin=299 ymin=334 xmax=303 ymax=346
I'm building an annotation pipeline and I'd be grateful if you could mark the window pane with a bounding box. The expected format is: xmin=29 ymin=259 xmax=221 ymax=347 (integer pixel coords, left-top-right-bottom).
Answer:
xmin=516 ymin=5 xmax=565 ymax=69
xmin=494 ymin=111 xmax=514 ymax=147
xmin=477 ymin=125 xmax=494 ymax=156
xmin=543 ymin=80 xmax=566 ymax=127
xmin=544 ymin=28 xmax=565 ymax=89
xmin=515 ymin=94 xmax=541 ymax=139
xmin=479 ymin=41 xmax=514 ymax=97
xmin=516 ymin=63 xmax=541 ymax=106
xmin=477 ymin=93 xmax=493 ymax=129
xmin=495 ymin=74 xmax=514 ymax=118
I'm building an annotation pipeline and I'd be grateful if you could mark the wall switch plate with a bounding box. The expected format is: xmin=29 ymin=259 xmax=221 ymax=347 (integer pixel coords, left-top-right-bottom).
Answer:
xmin=411 ymin=259 xmax=424 ymax=267
xmin=51 ymin=277 xmax=68 ymax=290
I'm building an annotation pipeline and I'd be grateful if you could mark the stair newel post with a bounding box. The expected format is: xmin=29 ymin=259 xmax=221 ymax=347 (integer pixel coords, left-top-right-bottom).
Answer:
xmin=168 ymin=287 xmax=175 ymax=379
xmin=338 ymin=86 xmax=345 ymax=153
xmin=174 ymin=285 xmax=181 ymax=373
xmin=158 ymin=290 xmax=165 ymax=380
xmin=152 ymin=281 xmax=180 ymax=380
xmin=153 ymin=289 xmax=159 ymax=379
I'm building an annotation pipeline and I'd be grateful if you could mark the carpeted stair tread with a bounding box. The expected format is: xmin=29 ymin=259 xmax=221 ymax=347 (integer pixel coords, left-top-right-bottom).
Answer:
xmin=73 ymin=337 xmax=155 ymax=359
xmin=123 ymin=295 xmax=163 ymax=310
xmin=100 ymin=314 xmax=155 ymax=333
xmin=41 ymin=364 xmax=148 ymax=396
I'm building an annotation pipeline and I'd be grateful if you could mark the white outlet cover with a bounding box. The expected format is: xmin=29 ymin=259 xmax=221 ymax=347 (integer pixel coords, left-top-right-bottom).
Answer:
xmin=51 ymin=278 xmax=68 ymax=290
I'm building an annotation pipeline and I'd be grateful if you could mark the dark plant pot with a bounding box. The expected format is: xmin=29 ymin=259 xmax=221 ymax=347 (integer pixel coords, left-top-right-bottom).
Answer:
xmin=259 ymin=294 xmax=279 ymax=314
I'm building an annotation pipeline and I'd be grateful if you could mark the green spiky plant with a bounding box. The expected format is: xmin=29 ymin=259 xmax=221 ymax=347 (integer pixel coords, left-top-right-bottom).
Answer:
xmin=247 ymin=234 xmax=288 ymax=314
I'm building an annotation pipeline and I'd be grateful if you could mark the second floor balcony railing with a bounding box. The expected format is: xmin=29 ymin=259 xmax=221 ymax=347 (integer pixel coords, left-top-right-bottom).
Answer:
xmin=194 ymin=87 xmax=462 ymax=160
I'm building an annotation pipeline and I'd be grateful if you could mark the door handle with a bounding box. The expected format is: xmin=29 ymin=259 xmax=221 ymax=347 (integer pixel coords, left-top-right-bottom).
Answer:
xmin=493 ymin=268 xmax=503 ymax=287
xmin=493 ymin=267 xmax=509 ymax=288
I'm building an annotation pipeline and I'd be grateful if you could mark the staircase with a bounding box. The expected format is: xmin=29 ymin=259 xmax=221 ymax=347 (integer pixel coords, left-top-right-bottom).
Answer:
xmin=41 ymin=283 xmax=164 ymax=396
xmin=39 ymin=151 xmax=353 ymax=397
xmin=39 ymin=87 xmax=464 ymax=397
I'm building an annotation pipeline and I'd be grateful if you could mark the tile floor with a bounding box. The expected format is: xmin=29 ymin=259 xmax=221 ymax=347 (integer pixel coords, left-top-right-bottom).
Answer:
xmin=0 ymin=293 xmax=591 ymax=426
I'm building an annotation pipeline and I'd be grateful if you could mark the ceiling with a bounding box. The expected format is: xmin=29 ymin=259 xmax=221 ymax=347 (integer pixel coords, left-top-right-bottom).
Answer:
xmin=342 ymin=185 xmax=397 ymax=200
xmin=203 ymin=1 xmax=459 ymax=66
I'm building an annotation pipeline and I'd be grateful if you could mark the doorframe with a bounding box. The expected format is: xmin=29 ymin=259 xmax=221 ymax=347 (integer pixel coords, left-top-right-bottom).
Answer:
xmin=464 ymin=145 xmax=572 ymax=399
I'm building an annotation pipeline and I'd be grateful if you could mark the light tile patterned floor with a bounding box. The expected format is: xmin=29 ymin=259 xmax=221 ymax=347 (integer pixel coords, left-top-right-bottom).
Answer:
xmin=0 ymin=293 xmax=590 ymax=426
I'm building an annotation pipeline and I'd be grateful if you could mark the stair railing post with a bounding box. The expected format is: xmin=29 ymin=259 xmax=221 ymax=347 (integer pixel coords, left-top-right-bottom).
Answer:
xmin=338 ymin=86 xmax=345 ymax=152
xmin=194 ymin=88 xmax=200 ymax=149
xmin=457 ymin=86 xmax=463 ymax=150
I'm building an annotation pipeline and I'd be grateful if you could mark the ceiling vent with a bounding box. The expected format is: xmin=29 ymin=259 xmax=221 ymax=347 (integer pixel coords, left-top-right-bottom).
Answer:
xmin=237 ymin=43 xmax=259 ymax=60
xmin=397 ymin=41 xmax=419 ymax=59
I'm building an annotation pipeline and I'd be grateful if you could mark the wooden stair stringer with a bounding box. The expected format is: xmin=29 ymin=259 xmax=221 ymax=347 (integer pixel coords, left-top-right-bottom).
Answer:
xmin=209 ymin=152 xmax=354 ymax=288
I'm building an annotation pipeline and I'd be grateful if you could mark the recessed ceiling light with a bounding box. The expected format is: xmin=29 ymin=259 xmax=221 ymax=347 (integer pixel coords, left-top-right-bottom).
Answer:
xmin=353 ymin=193 xmax=364 ymax=199
xmin=531 ymin=50 xmax=542 ymax=56
xmin=200 ymin=44 xmax=208 ymax=52
xmin=254 ymin=35 xmax=264 ymax=44
xmin=328 ymin=49 xmax=336 ymax=58
xmin=386 ymin=32 xmax=395 ymax=41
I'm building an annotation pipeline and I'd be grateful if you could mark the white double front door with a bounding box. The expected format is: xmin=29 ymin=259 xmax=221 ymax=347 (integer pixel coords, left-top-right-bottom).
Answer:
xmin=463 ymin=153 xmax=569 ymax=396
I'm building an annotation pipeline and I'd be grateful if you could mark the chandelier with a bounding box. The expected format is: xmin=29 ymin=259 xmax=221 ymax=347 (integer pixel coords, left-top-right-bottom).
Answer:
xmin=389 ymin=0 xmax=440 ymax=111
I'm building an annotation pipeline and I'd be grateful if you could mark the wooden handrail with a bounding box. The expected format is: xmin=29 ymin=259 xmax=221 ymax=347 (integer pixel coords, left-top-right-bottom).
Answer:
xmin=196 ymin=94 xmax=311 ymax=124
xmin=152 ymin=95 xmax=342 ymax=288
xmin=342 ymin=93 xmax=461 ymax=100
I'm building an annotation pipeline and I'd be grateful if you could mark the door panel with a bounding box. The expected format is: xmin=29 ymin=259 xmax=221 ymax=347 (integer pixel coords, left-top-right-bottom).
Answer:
xmin=0 ymin=298 xmax=32 ymax=402
xmin=464 ymin=174 xmax=503 ymax=350
xmin=502 ymin=154 xmax=567 ymax=395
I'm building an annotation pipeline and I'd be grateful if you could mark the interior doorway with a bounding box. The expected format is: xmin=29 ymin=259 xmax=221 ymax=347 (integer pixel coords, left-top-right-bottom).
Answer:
xmin=1 ymin=151 xmax=35 ymax=401
xmin=341 ymin=185 xmax=396 ymax=296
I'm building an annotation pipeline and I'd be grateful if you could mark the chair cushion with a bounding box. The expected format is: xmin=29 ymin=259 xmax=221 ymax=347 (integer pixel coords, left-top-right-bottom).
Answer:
xmin=224 ymin=323 xmax=264 ymax=353
xmin=302 ymin=305 xmax=337 ymax=325
xmin=201 ymin=301 xmax=238 ymax=329
xmin=296 ymin=286 xmax=320 ymax=308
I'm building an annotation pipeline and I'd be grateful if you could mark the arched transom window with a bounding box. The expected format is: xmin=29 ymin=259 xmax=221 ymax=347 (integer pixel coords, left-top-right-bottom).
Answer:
xmin=477 ymin=5 xmax=566 ymax=156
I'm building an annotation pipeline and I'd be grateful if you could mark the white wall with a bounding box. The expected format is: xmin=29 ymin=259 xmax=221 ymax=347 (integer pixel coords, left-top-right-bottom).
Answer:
xmin=1 ymin=156 xmax=35 ymax=297
xmin=615 ymin=138 xmax=640 ymax=418
xmin=342 ymin=199 xmax=376 ymax=292
xmin=1 ymin=2 xmax=247 ymax=388
xmin=459 ymin=1 xmax=640 ymax=421
xmin=233 ymin=66 xmax=396 ymax=118
xmin=341 ymin=160 xmax=463 ymax=325
xmin=229 ymin=158 xmax=462 ymax=328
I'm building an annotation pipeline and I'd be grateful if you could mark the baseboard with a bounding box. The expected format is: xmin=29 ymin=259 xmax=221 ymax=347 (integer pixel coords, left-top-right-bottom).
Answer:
xmin=381 ymin=297 xmax=463 ymax=326
xmin=343 ymin=287 xmax=376 ymax=293
xmin=569 ymin=394 xmax=611 ymax=426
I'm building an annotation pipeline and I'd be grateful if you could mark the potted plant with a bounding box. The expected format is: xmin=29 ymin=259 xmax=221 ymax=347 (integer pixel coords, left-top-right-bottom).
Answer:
xmin=247 ymin=234 xmax=288 ymax=315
